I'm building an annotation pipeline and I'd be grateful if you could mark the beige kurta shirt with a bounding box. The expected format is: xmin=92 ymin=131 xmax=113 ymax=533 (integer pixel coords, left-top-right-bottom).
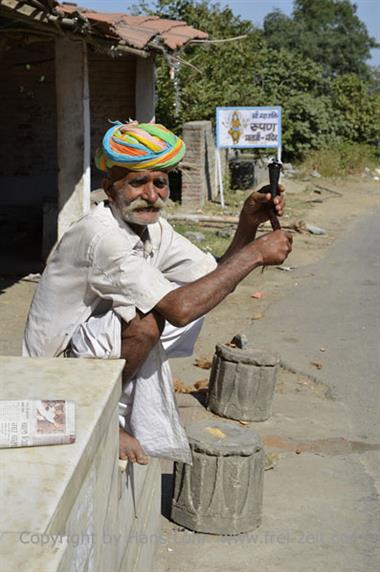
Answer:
xmin=23 ymin=202 xmax=217 ymax=357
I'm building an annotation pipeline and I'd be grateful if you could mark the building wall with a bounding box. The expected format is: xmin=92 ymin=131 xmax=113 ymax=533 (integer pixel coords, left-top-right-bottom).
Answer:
xmin=0 ymin=38 xmax=58 ymax=206
xmin=0 ymin=42 xmax=137 ymax=205
xmin=88 ymin=52 xmax=136 ymax=190
xmin=0 ymin=40 xmax=137 ymax=263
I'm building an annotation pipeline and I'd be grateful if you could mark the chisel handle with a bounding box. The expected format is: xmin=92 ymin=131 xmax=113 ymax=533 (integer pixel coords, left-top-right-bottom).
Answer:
xmin=268 ymin=160 xmax=282 ymax=230
xmin=268 ymin=160 xmax=282 ymax=199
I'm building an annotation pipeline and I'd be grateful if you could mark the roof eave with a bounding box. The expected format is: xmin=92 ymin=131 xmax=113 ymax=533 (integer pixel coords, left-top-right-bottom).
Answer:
xmin=0 ymin=0 xmax=208 ymax=58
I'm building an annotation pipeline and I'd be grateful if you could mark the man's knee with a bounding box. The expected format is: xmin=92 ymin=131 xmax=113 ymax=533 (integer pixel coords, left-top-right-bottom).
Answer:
xmin=121 ymin=310 xmax=165 ymax=346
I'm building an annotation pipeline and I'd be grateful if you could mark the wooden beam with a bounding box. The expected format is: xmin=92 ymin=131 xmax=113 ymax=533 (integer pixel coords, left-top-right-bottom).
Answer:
xmin=0 ymin=0 xmax=48 ymax=21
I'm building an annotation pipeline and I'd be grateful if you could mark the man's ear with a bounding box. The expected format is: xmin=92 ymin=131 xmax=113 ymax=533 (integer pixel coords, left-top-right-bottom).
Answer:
xmin=102 ymin=177 xmax=114 ymax=201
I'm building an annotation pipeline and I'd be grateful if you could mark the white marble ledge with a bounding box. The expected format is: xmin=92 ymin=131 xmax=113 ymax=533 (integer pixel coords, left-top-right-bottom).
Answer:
xmin=0 ymin=533 xmax=69 ymax=572
xmin=0 ymin=356 xmax=124 ymax=534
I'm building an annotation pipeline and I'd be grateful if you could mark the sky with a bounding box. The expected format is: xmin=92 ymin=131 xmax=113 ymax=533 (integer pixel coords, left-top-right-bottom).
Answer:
xmin=76 ymin=0 xmax=380 ymax=66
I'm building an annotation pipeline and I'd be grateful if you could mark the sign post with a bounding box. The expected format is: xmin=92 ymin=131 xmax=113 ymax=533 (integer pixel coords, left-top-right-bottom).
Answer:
xmin=215 ymin=148 xmax=225 ymax=208
xmin=215 ymin=106 xmax=282 ymax=205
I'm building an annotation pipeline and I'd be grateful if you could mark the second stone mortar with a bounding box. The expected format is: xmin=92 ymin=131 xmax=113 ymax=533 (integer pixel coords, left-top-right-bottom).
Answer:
xmin=171 ymin=419 xmax=264 ymax=535
xmin=208 ymin=344 xmax=280 ymax=422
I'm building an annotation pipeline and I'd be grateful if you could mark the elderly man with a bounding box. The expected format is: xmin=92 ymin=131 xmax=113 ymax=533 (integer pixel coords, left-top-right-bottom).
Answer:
xmin=23 ymin=121 xmax=292 ymax=464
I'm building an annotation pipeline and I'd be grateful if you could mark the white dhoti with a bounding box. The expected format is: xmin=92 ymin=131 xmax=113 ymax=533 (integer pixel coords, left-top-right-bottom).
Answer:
xmin=69 ymin=312 xmax=203 ymax=464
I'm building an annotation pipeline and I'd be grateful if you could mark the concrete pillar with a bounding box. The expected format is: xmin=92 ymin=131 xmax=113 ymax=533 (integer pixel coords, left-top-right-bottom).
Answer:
xmin=55 ymin=38 xmax=90 ymax=239
xmin=135 ymin=56 xmax=155 ymax=122
xmin=208 ymin=344 xmax=280 ymax=422
xmin=171 ymin=419 xmax=264 ymax=534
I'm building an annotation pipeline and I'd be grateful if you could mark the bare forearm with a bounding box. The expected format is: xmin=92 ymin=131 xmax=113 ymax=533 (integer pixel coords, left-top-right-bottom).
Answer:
xmin=218 ymin=219 xmax=259 ymax=264
xmin=120 ymin=311 xmax=165 ymax=385
xmin=156 ymin=185 xmax=290 ymax=327
xmin=156 ymin=242 xmax=263 ymax=327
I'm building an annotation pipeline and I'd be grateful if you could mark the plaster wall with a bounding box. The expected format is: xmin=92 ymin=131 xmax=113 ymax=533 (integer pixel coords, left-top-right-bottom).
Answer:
xmin=135 ymin=56 xmax=155 ymax=123
xmin=56 ymin=38 xmax=91 ymax=239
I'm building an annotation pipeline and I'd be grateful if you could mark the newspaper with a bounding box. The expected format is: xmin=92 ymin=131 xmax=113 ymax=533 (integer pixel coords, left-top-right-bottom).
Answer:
xmin=0 ymin=400 xmax=75 ymax=448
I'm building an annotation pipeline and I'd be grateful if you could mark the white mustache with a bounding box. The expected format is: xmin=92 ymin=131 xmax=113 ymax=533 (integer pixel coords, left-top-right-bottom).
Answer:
xmin=124 ymin=198 xmax=166 ymax=212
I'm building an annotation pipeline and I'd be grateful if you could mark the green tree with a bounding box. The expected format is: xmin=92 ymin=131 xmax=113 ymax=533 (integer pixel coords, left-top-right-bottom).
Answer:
xmin=263 ymin=0 xmax=378 ymax=79
xmin=135 ymin=0 xmax=380 ymax=161
xmin=133 ymin=0 xmax=264 ymax=131
xmin=251 ymin=49 xmax=335 ymax=158
xmin=330 ymin=74 xmax=380 ymax=144
xmin=133 ymin=0 xmax=255 ymax=36
xmin=369 ymin=65 xmax=380 ymax=94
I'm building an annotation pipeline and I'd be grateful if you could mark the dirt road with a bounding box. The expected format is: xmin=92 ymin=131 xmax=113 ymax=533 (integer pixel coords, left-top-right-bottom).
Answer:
xmin=170 ymin=175 xmax=380 ymax=385
xmin=158 ymin=177 xmax=380 ymax=572
xmin=0 ymin=175 xmax=379 ymax=572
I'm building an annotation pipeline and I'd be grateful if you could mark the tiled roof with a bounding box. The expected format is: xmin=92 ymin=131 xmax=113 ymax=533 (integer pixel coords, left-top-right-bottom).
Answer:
xmin=0 ymin=1 xmax=208 ymax=53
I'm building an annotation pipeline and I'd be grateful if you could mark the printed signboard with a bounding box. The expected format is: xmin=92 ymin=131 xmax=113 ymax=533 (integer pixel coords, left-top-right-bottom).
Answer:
xmin=216 ymin=106 xmax=282 ymax=150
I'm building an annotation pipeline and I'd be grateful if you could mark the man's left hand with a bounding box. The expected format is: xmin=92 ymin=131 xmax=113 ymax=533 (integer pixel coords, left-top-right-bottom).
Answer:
xmin=240 ymin=184 xmax=285 ymax=228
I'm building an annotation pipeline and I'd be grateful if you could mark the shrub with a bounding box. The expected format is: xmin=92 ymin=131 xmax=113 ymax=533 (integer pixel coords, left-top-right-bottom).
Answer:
xmin=299 ymin=142 xmax=378 ymax=177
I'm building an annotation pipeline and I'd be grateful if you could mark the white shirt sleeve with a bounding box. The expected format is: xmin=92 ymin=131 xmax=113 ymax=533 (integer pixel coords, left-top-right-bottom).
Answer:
xmin=157 ymin=219 xmax=218 ymax=284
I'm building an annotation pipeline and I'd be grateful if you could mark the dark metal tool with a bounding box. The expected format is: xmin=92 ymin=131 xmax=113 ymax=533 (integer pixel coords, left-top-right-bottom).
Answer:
xmin=260 ymin=159 xmax=282 ymax=230
xmin=258 ymin=159 xmax=283 ymax=274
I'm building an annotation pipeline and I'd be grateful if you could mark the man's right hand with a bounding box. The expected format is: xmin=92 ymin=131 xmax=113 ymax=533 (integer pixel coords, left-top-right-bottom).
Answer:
xmin=252 ymin=230 xmax=293 ymax=266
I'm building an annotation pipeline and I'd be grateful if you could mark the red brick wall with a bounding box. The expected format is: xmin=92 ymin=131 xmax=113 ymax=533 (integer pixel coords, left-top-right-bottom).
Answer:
xmin=0 ymin=41 xmax=137 ymax=202
xmin=88 ymin=51 xmax=136 ymax=189
xmin=181 ymin=121 xmax=217 ymax=207
xmin=0 ymin=38 xmax=58 ymax=204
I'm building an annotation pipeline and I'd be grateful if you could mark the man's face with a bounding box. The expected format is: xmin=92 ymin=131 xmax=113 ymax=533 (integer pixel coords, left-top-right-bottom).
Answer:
xmin=104 ymin=168 xmax=170 ymax=226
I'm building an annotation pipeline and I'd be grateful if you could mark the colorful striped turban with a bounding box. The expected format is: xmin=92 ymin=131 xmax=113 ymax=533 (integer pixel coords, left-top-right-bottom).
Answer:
xmin=95 ymin=121 xmax=185 ymax=172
